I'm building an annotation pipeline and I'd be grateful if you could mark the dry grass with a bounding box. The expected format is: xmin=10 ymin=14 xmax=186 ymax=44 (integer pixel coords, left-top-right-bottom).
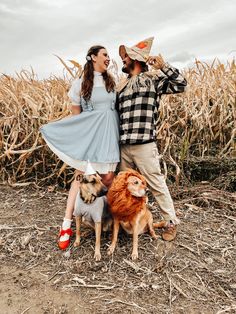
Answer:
xmin=157 ymin=60 xmax=236 ymax=160
xmin=0 ymin=59 xmax=235 ymax=186
xmin=0 ymin=183 xmax=235 ymax=313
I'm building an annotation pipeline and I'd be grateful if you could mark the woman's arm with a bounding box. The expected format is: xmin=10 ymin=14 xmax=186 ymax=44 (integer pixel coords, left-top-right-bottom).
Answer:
xmin=70 ymin=104 xmax=81 ymax=115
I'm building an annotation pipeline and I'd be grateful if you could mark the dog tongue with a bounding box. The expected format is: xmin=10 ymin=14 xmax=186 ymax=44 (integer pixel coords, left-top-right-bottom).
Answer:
xmin=84 ymin=160 xmax=96 ymax=175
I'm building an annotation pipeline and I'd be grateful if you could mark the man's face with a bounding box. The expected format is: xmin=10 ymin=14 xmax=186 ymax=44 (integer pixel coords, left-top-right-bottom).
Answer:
xmin=121 ymin=53 xmax=135 ymax=74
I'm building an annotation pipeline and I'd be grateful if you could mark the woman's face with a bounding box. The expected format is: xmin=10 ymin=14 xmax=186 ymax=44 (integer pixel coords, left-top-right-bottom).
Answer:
xmin=92 ymin=48 xmax=110 ymax=72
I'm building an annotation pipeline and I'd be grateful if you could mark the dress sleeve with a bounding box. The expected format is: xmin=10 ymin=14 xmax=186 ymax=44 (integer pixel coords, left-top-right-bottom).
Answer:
xmin=68 ymin=78 xmax=81 ymax=106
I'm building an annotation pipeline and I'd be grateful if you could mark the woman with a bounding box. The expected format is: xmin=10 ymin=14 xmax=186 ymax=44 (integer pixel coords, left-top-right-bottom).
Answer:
xmin=40 ymin=45 xmax=119 ymax=250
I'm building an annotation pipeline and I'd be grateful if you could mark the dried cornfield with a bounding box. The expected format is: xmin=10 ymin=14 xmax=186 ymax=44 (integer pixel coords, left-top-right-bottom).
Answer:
xmin=0 ymin=59 xmax=235 ymax=186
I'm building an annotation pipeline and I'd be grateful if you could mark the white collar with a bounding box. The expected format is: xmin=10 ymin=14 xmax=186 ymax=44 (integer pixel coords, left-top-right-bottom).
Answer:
xmin=94 ymin=71 xmax=103 ymax=77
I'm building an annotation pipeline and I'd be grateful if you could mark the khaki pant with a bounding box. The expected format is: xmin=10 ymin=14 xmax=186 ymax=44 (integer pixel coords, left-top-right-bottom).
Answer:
xmin=120 ymin=142 xmax=180 ymax=224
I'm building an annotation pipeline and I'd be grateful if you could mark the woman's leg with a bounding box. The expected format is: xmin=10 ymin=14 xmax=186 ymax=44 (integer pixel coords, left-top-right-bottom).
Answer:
xmin=58 ymin=170 xmax=82 ymax=250
xmin=65 ymin=171 xmax=82 ymax=218
xmin=101 ymin=171 xmax=115 ymax=188
xmin=59 ymin=170 xmax=115 ymax=250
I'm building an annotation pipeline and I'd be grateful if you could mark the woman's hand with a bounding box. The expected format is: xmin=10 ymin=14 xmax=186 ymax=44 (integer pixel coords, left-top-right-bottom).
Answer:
xmin=71 ymin=104 xmax=81 ymax=115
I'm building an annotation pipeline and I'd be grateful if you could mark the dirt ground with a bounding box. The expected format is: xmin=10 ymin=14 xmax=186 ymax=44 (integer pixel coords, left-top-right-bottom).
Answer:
xmin=0 ymin=183 xmax=235 ymax=314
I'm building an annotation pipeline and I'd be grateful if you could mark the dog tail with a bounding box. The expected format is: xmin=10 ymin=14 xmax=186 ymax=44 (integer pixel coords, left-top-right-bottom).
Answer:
xmin=153 ymin=221 xmax=168 ymax=229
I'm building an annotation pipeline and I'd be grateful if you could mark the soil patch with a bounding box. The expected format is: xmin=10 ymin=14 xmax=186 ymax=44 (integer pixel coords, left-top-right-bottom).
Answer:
xmin=0 ymin=184 xmax=235 ymax=313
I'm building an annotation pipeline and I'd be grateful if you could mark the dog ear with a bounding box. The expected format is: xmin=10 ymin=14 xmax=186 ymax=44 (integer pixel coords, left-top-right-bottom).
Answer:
xmin=76 ymin=174 xmax=84 ymax=183
xmin=82 ymin=176 xmax=89 ymax=183
xmin=96 ymin=171 xmax=102 ymax=179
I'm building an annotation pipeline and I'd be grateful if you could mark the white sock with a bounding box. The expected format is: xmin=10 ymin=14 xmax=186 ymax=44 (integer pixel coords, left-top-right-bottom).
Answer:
xmin=62 ymin=218 xmax=72 ymax=229
xmin=60 ymin=218 xmax=72 ymax=242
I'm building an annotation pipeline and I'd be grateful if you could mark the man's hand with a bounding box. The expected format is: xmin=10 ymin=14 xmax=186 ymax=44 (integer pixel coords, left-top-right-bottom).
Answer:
xmin=147 ymin=54 xmax=165 ymax=70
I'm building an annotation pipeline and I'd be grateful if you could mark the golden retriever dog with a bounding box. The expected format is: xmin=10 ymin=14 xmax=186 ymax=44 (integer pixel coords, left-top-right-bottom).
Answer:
xmin=107 ymin=169 xmax=167 ymax=260
xmin=73 ymin=173 xmax=111 ymax=261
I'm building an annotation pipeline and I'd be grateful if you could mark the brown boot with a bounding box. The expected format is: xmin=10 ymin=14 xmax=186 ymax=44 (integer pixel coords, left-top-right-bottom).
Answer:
xmin=162 ymin=224 xmax=177 ymax=241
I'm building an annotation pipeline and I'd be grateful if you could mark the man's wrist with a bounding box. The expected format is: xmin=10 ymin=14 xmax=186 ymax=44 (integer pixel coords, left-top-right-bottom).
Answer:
xmin=161 ymin=62 xmax=171 ymax=73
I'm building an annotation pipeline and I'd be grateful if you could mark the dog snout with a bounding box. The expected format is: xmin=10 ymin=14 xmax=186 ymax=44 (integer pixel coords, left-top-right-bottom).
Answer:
xmin=139 ymin=184 xmax=147 ymax=197
xmin=97 ymin=186 xmax=108 ymax=196
xmin=141 ymin=188 xmax=146 ymax=196
xmin=102 ymin=186 xmax=108 ymax=194
xmin=142 ymin=184 xmax=147 ymax=192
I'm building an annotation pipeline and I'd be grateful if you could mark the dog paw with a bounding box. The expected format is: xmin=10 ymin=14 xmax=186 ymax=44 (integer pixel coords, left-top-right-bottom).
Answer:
xmin=107 ymin=245 xmax=115 ymax=256
xmin=94 ymin=252 xmax=101 ymax=261
xmin=74 ymin=240 xmax=80 ymax=247
xmin=131 ymin=252 xmax=138 ymax=260
xmin=150 ymin=232 xmax=158 ymax=239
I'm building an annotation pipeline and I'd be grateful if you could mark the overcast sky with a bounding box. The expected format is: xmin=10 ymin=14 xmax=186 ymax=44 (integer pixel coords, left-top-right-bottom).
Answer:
xmin=0 ymin=0 xmax=235 ymax=79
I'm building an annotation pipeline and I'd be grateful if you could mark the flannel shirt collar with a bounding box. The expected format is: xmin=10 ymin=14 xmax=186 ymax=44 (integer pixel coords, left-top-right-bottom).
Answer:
xmin=117 ymin=71 xmax=159 ymax=94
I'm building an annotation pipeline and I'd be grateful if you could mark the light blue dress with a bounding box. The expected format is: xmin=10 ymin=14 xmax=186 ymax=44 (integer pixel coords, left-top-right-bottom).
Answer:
xmin=40 ymin=72 xmax=120 ymax=173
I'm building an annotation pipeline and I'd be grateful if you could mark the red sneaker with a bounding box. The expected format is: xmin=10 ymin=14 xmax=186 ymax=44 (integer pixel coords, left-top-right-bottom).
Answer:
xmin=58 ymin=228 xmax=73 ymax=250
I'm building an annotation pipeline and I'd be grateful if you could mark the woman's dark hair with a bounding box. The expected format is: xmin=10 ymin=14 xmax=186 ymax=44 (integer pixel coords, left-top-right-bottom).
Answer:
xmin=81 ymin=45 xmax=116 ymax=101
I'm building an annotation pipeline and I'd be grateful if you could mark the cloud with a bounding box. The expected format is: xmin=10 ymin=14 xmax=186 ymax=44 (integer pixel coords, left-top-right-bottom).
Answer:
xmin=0 ymin=0 xmax=235 ymax=78
xmin=168 ymin=51 xmax=195 ymax=63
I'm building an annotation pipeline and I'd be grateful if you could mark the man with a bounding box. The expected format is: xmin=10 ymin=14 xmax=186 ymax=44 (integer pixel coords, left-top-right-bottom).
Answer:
xmin=117 ymin=37 xmax=187 ymax=241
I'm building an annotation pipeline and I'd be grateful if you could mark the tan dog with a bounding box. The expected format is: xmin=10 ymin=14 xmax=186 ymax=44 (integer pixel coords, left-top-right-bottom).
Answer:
xmin=73 ymin=173 xmax=111 ymax=261
xmin=107 ymin=169 xmax=167 ymax=260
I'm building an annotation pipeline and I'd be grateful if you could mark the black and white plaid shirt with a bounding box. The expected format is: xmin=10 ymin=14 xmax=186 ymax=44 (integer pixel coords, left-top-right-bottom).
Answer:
xmin=118 ymin=63 xmax=187 ymax=144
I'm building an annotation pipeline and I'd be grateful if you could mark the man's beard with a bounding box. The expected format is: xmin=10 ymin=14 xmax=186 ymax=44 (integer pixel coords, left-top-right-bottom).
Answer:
xmin=122 ymin=59 xmax=135 ymax=74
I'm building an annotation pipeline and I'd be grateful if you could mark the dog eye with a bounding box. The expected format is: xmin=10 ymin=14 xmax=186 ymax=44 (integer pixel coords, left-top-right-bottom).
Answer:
xmin=91 ymin=179 xmax=96 ymax=184
xmin=134 ymin=181 xmax=139 ymax=185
